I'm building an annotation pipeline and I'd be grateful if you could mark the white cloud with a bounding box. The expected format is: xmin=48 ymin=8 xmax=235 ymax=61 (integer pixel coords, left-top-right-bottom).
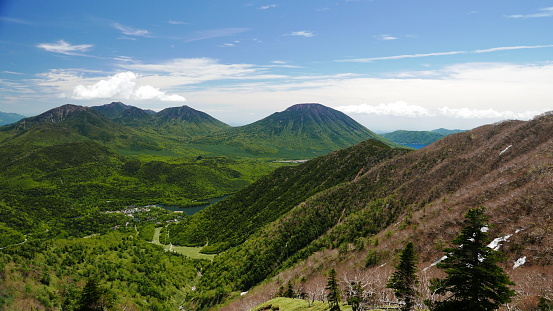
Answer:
xmin=259 ymin=4 xmax=278 ymax=9
xmin=506 ymin=7 xmax=553 ymax=19
xmin=288 ymin=31 xmax=316 ymax=37
xmin=339 ymin=51 xmax=465 ymax=62
xmin=119 ymin=58 xmax=272 ymax=85
xmin=376 ymin=34 xmax=398 ymax=40
xmin=474 ymin=45 xmax=553 ymax=53
xmin=71 ymin=72 xmax=185 ymax=101
xmin=37 ymin=40 xmax=93 ymax=56
xmin=113 ymin=23 xmax=150 ymax=37
xmin=168 ymin=20 xmax=187 ymax=25
xmin=334 ymin=103 xmax=541 ymax=119
xmin=186 ymin=28 xmax=250 ymax=42
xmin=438 ymin=107 xmax=539 ymax=119
xmin=0 ymin=16 xmax=34 ymax=25
xmin=337 ymin=45 xmax=553 ymax=62
xmin=335 ymin=102 xmax=433 ymax=117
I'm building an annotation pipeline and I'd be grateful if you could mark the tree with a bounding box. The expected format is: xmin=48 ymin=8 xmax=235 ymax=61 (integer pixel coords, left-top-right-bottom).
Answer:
xmin=78 ymin=277 xmax=114 ymax=311
xmin=387 ymin=242 xmax=418 ymax=311
xmin=345 ymin=279 xmax=365 ymax=311
xmin=326 ymin=268 xmax=341 ymax=311
xmin=426 ymin=207 xmax=516 ymax=311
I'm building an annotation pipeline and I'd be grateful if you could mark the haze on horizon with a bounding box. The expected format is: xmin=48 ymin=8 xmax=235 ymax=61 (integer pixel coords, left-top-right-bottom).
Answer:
xmin=1 ymin=0 xmax=553 ymax=132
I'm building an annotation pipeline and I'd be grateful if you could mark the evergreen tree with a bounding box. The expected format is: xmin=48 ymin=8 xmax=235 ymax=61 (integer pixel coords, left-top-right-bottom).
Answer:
xmin=326 ymin=268 xmax=341 ymax=311
xmin=426 ymin=207 xmax=515 ymax=311
xmin=78 ymin=277 xmax=114 ymax=311
xmin=285 ymin=280 xmax=295 ymax=298
xmin=387 ymin=242 xmax=418 ymax=311
xmin=345 ymin=279 xmax=364 ymax=311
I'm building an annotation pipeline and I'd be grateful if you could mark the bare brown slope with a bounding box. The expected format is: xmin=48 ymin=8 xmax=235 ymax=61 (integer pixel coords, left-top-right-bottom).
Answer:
xmin=222 ymin=112 xmax=553 ymax=310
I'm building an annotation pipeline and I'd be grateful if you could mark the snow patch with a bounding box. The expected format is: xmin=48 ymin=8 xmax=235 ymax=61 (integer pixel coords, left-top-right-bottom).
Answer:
xmin=424 ymin=255 xmax=448 ymax=271
xmin=487 ymin=234 xmax=512 ymax=250
xmin=499 ymin=145 xmax=512 ymax=156
xmin=513 ymin=256 xmax=526 ymax=269
xmin=481 ymin=226 xmax=489 ymax=233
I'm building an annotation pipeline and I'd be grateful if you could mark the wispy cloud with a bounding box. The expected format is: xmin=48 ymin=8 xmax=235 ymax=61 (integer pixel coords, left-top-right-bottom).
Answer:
xmin=337 ymin=44 xmax=553 ymax=62
xmin=339 ymin=51 xmax=464 ymax=62
xmin=259 ymin=4 xmax=278 ymax=9
xmin=506 ymin=7 xmax=553 ymax=19
xmin=186 ymin=28 xmax=250 ymax=42
xmin=2 ymin=71 xmax=23 ymax=75
xmin=113 ymin=23 xmax=150 ymax=37
xmin=168 ymin=20 xmax=187 ymax=25
xmin=220 ymin=41 xmax=241 ymax=48
xmin=36 ymin=40 xmax=94 ymax=56
xmin=474 ymin=45 xmax=553 ymax=53
xmin=287 ymin=31 xmax=316 ymax=37
xmin=0 ymin=16 xmax=34 ymax=25
xmin=375 ymin=34 xmax=398 ymax=40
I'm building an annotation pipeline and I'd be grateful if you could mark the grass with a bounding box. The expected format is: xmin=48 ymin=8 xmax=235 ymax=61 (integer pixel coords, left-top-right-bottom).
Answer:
xmin=250 ymin=297 xmax=353 ymax=311
xmin=164 ymin=244 xmax=215 ymax=260
xmin=152 ymin=227 xmax=215 ymax=260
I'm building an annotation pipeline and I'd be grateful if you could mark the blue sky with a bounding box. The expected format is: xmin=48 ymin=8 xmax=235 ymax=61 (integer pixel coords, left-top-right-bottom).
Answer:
xmin=1 ymin=0 xmax=553 ymax=131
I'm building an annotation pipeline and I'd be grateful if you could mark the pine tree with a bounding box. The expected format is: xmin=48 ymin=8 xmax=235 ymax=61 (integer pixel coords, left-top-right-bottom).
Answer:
xmin=326 ymin=268 xmax=341 ymax=311
xmin=426 ymin=207 xmax=516 ymax=311
xmin=387 ymin=242 xmax=418 ymax=311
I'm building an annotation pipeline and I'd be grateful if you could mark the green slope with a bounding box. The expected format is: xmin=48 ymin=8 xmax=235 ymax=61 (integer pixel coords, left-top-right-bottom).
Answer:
xmin=193 ymin=103 xmax=402 ymax=157
xmin=169 ymin=139 xmax=410 ymax=250
xmin=381 ymin=128 xmax=466 ymax=145
xmin=0 ymin=104 xmax=140 ymax=148
xmin=381 ymin=130 xmax=446 ymax=145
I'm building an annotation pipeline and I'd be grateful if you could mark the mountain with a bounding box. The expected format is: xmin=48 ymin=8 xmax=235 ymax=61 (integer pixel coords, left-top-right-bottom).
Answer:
xmin=179 ymin=111 xmax=553 ymax=310
xmin=152 ymin=105 xmax=231 ymax=137
xmin=431 ymin=127 xmax=465 ymax=135
xmin=381 ymin=128 xmax=467 ymax=146
xmin=91 ymin=101 xmax=134 ymax=119
xmin=169 ymin=139 xmax=411 ymax=252
xmin=194 ymin=103 xmax=402 ymax=157
xmin=115 ymin=105 xmax=154 ymax=126
xmin=0 ymin=111 xmax=25 ymax=126
xmin=0 ymin=104 xmax=136 ymax=147
xmin=381 ymin=130 xmax=445 ymax=145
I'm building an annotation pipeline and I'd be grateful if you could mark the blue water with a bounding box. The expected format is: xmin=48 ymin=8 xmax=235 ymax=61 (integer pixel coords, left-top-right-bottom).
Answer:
xmin=158 ymin=195 xmax=231 ymax=215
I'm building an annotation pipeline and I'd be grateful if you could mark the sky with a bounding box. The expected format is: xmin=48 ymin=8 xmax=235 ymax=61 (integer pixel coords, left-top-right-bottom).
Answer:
xmin=1 ymin=0 xmax=553 ymax=132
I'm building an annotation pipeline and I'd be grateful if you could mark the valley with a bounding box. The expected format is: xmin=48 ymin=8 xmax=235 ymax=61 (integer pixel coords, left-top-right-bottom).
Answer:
xmin=1 ymin=102 xmax=551 ymax=310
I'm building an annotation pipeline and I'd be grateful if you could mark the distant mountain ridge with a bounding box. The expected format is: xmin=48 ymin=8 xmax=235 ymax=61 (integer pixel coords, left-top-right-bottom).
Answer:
xmin=0 ymin=104 xmax=135 ymax=146
xmin=1 ymin=102 xmax=406 ymax=158
xmin=382 ymin=128 xmax=466 ymax=146
xmin=0 ymin=111 xmax=25 ymax=126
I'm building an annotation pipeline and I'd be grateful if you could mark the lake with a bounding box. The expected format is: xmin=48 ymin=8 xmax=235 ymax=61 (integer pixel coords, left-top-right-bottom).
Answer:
xmin=158 ymin=195 xmax=231 ymax=215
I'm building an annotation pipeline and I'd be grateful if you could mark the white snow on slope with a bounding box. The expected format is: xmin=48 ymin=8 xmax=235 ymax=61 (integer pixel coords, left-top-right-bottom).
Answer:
xmin=499 ymin=145 xmax=512 ymax=156
xmin=513 ymin=256 xmax=526 ymax=269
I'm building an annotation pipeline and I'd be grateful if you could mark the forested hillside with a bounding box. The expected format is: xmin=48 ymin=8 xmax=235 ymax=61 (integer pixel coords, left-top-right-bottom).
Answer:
xmin=169 ymin=140 xmax=411 ymax=253
xmin=191 ymin=103 xmax=401 ymax=157
xmin=182 ymin=112 xmax=553 ymax=310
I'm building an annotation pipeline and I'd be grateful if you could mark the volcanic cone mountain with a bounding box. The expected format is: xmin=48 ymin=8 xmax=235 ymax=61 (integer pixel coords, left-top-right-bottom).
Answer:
xmin=196 ymin=103 xmax=401 ymax=157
